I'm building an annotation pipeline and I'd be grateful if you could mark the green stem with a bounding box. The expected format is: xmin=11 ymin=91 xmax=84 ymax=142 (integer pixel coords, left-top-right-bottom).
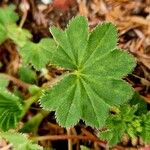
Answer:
xmin=20 ymin=110 xmax=49 ymax=135
xmin=22 ymin=90 xmax=43 ymax=117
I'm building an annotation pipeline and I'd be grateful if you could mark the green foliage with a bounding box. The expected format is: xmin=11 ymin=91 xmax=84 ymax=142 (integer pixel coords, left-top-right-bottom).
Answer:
xmin=140 ymin=112 xmax=150 ymax=143
xmin=129 ymin=92 xmax=147 ymax=115
xmin=0 ymin=77 xmax=9 ymax=89
xmin=0 ymin=90 xmax=23 ymax=131
xmin=40 ymin=16 xmax=136 ymax=128
xmin=0 ymin=5 xmax=18 ymax=25
xmin=18 ymin=66 xmax=37 ymax=84
xmin=80 ymin=145 xmax=90 ymax=150
xmin=20 ymin=110 xmax=49 ymax=134
xmin=99 ymin=103 xmax=150 ymax=146
xmin=0 ymin=131 xmax=42 ymax=150
xmin=20 ymin=38 xmax=56 ymax=70
xmin=0 ymin=5 xmax=31 ymax=46
xmin=7 ymin=24 xmax=32 ymax=47
xmin=0 ymin=5 xmax=140 ymax=147
xmin=0 ymin=23 xmax=7 ymax=43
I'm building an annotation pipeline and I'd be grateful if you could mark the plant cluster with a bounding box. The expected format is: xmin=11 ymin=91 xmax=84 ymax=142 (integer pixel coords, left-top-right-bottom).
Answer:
xmin=0 ymin=5 xmax=149 ymax=149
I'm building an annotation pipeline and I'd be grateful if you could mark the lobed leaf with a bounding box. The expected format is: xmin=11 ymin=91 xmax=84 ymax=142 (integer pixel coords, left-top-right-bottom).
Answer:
xmin=0 ymin=131 xmax=42 ymax=150
xmin=20 ymin=38 xmax=56 ymax=70
xmin=0 ymin=90 xmax=23 ymax=131
xmin=40 ymin=16 xmax=136 ymax=128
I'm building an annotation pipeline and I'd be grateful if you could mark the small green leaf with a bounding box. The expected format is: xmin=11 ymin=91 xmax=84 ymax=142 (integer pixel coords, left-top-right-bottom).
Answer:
xmin=0 ymin=5 xmax=31 ymax=46
xmin=0 ymin=5 xmax=18 ymax=25
xmin=129 ymin=92 xmax=147 ymax=115
xmin=140 ymin=113 xmax=150 ymax=143
xmin=18 ymin=66 xmax=37 ymax=84
xmin=99 ymin=105 xmax=144 ymax=146
xmin=40 ymin=16 xmax=136 ymax=128
xmin=20 ymin=38 xmax=56 ymax=70
xmin=0 ymin=77 xmax=9 ymax=89
xmin=80 ymin=145 xmax=90 ymax=150
xmin=99 ymin=125 xmax=125 ymax=146
xmin=0 ymin=90 xmax=23 ymax=131
xmin=7 ymin=24 xmax=32 ymax=47
xmin=0 ymin=131 xmax=42 ymax=150
xmin=0 ymin=24 xmax=7 ymax=44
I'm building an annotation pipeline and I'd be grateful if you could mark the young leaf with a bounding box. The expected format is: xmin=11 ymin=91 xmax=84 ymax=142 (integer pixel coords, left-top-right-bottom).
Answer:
xmin=0 ymin=5 xmax=18 ymax=25
xmin=140 ymin=113 xmax=150 ymax=143
xmin=0 ymin=24 xmax=7 ymax=44
xmin=18 ymin=66 xmax=37 ymax=84
xmin=40 ymin=16 xmax=136 ymax=128
xmin=129 ymin=92 xmax=147 ymax=115
xmin=0 ymin=131 xmax=42 ymax=150
xmin=0 ymin=90 xmax=23 ymax=131
xmin=100 ymin=129 xmax=125 ymax=146
xmin=99 ymin=105 xmax=143 ymax=146
xmin=80 ymin=145 xmax=90 ymax=150
xmin=0 ymin=77 xmax=9 ymax=89
xmin=0 ymin=5 xmax=31 ymax=46
xmin=0 ymin=5 xmax=19 ymax=44
xmin=7 ymin=24 xmax=32 ymax=47
xmin=20 ymin=38 xmax=56 ymax=70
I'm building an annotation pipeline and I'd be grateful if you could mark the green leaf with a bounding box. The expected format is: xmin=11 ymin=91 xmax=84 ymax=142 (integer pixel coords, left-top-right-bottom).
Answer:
xmin=100 ymin=129 xmax=124 ymax=146
xmin=99 ymin=105 xmax=144 ymax=146
xmin=0 ymin=77 xmax=9 ymax=89
xmin=80 ymin=145 xmax=90 ymax=150
xmin=99 ymin=117 xmax=126 ymax=146
xmin=0 ymin=131 xmax=42 ymax=150
xmin=140 ymin=113 xmax=150 ymax=143
xmin=81 ymin=22 xmax=117 ymax=67
xmin=18 ymin=66 xmax=37 ymax=84
xmin=0 ymin=5 xmax=31 ymax=46
xmin=50 ymin=16 xmax=88 ymax=69
xmin=0 ymin=90 xmax=23 ymax=131
xmin=7 ymin=24 xmax=32 ymax=47
xmin=40 ymin=16 xmax=136 ymax=128
xmin=20 ymin=38 xmax=56 ymax=70
xmin=0 ymin=24 xmax=7 ymax=44
xmin=129 ymin=92 xmax=147 ymax=115
xmin=0 ymin=5 xmax=18 ymax=25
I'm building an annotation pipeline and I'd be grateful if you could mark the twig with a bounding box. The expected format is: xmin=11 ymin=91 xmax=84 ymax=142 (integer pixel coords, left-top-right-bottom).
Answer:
xmin=32 ymin=134 xmax=106 ymax=148
xmin=0 ymin=73 xmax=31 ymax=90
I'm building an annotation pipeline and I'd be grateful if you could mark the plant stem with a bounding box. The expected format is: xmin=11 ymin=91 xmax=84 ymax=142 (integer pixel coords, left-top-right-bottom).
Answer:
xmin=67 ymin=128 xmax=72 ymax=150
xmin=20 ymin=110 xmax=49 ymax=134
xmin=22 ymin=90 xmax=42 ymax=117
